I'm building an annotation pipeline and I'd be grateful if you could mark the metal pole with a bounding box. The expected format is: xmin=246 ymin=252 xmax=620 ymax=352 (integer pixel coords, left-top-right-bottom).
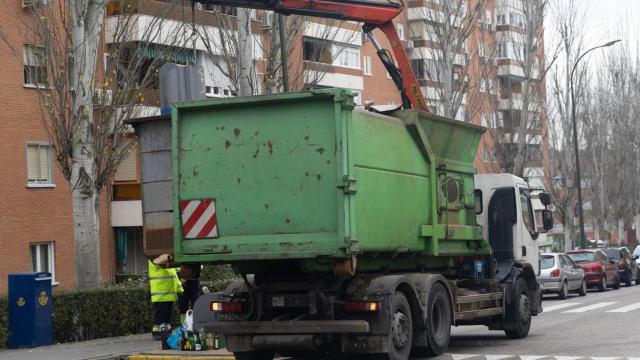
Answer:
xmin=569 ymin=40 xmax=620 ymax=249
xmin=278 ymin=14 xmax=289 ymax=92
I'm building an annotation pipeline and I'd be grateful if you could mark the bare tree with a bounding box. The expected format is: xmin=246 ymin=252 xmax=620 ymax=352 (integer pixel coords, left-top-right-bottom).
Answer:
xmin=406 ymin=0 xmax=486 ymax=119
xmin=546 ymin=0 xmax=588 ymax=250
xmin=490 ymin=0 xmax=557 ymax=178
xmin=1 ymin=0 xmax=190 ymax=287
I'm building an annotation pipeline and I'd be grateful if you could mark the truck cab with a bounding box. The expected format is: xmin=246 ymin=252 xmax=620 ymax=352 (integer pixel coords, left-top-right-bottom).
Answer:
xmin=475 ymin=174 xmax=553 ymax=279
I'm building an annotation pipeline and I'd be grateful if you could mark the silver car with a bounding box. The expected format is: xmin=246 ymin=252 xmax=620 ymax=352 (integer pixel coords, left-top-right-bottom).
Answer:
xmin=538 ymin=253 xmax=587 ymax=299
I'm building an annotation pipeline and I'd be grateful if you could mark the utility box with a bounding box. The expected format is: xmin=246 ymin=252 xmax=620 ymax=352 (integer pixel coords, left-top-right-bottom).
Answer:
xmin=8 ymin=272 xmax=53 ymax=348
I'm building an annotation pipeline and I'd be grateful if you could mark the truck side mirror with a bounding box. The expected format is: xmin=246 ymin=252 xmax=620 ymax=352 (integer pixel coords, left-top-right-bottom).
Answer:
xmin=538 ymin=192 xmax=551 ymax=206
xmin=542 ymin=209 xmax=553 ymax=231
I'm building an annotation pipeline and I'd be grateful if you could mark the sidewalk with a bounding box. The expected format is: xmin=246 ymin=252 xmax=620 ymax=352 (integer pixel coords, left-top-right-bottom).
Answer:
xmin=0 ymin=333 xmax=233 ymax=360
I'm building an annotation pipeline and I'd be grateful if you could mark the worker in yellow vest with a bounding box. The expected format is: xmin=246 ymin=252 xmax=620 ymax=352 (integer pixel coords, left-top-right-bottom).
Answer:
xmin=149 ymin=259 xmax=183 ymax=340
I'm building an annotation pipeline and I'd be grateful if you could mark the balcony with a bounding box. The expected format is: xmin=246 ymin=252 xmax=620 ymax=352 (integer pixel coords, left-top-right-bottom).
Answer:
xmin=497 ymin=60 xmax=540 ymax=80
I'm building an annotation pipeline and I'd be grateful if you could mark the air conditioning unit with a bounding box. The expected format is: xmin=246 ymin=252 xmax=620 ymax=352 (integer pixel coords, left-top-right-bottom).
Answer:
xmin=93 ymin=89 xmax=113 ymax=106
xmin=22 ymin=0 xmax=50 ymax=7
xmin=262 ymin=12 xmax=274 ymax=28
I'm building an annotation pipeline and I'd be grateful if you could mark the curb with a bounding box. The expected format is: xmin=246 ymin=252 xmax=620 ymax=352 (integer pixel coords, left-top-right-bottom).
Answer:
xmin=128 ymin=355 xmax=236 ymax=360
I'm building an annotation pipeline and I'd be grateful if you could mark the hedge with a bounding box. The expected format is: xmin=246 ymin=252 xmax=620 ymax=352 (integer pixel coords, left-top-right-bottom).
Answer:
xmin=0 ymin=266 xmax=237 ymax=349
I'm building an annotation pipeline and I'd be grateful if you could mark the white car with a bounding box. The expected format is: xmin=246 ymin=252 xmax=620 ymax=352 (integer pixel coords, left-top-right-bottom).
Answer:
xmin=633 ymin=245 xmax=640 ymax=265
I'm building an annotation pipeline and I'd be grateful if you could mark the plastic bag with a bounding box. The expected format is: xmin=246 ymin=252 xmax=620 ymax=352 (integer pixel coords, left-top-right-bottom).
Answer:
xmin=183 ymin=309 xmax=194 ymax=332
xmin=166 ymin=326 xmax=184 ymax=350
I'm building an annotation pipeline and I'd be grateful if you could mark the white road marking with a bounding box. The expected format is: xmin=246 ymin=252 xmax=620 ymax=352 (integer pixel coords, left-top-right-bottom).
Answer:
xmin=563 ymin=301 xmax=618 ymax=313
xmin=606 ymin=302 xmax=640 ymax=313
xmin=542 ymin=302 xmax=582 ymax=312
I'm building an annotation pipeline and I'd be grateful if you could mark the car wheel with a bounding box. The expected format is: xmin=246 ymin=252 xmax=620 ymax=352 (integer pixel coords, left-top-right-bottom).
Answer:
xmin=625 ymin=271 xmax=632 ymax=287
xmin=558 ymin=281 xmax=568 ymax=300
xmin=578 ymin=280 xmax=587 ymax=296
xmin=636 ymin=271 xmax=640 ymax=285
xmin=597 ymin=275 xmax=607 ymax=292
xmin=504 ymin=278 xmax=531 ymax=339
xmin=613 ymin=275 xmax=621 ymax=290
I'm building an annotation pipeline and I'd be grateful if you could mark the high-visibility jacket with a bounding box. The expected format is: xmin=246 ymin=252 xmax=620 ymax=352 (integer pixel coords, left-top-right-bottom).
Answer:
xmin=149 ymin=261 xmax=183 ymax=303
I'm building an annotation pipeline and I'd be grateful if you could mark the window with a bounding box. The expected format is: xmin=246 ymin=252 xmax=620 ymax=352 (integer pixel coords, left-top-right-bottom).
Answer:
xmin=363 ymin=56 xmax=372 ymax=76
xmin=497 ymin=14 xmax=506 ymax=25
xmin=411 ymin=59 xmax=424 ymax=79
xmin=31 ymin=242 xmax=55 ymax=283
xmin=26 ymin=143 xmax=53 ymax=186
xmin=397 ymin=23 xmax=405 ymax=41
xmin=490 ymin=113 xmax=497 ymax=128
xmin=479 ymin=78 xmax=486 ymax=92
xmin=481 ymin=112 xmax=487 ymax=127
xmin=303 ymin=37 xmax=332 ymax=64
xmin=478 ymin=43 xmax=485 ymax=58
xmin=485 ymin=10 xmax=492 ymax=25
xmin=520 ymin=192 xmax=535 ymax=233
xmin=24 ymin=44 xmax=48 ymax=86
xmin=335 ymin=45 xmax=360 ymax=69
xmin=488 ymin=79 xmax=494 ymax=94
xmin=483 ymin=146 xmax=491 ymax=162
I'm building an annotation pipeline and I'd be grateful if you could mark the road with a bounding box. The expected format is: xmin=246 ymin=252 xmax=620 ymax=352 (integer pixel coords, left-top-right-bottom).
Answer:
xmin=434 ymin=284 xmax=640 ymax=359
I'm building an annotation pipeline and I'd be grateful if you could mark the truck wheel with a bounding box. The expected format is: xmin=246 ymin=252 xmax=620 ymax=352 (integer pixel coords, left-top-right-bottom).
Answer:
xmin=578 ymin=280 xmax=587 ymax=296
xmin=504 ymin=278 xmax=531 ymax=340
xmin=381 ymin=291 xmax=413 ymax=360
xmin=424 ymin=283 xmax=451 ymax=356
xmin=558 ymin=281 xmax=568 ymax=300
xmin=233 ymin=352 xmax=274 ymax=360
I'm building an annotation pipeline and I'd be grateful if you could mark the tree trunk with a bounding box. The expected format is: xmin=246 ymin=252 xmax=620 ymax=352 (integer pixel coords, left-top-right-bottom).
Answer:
xmin=237 ymin=8 xmax=255 ymax=96
xmin=69 ymin=2 xmax=106 ymax=288
xmin=564 ymin=211 xmax=572 ymax=251
xmin=265 ymin=12 xmax=281 ymax=94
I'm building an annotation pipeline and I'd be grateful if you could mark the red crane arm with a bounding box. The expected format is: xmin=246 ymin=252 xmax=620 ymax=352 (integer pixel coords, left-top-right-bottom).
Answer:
xmin=196 ymin=0 xmax=429 ymax=112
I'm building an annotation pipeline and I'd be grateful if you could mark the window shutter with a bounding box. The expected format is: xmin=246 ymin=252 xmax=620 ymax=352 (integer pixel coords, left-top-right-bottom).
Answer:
xmin=39 ymin=146 xmax=49 ymax=181
xmin=114 ymin=148 xmax=138 ymax=182
xmin=27 ymin=145 xmax=39 ymax=181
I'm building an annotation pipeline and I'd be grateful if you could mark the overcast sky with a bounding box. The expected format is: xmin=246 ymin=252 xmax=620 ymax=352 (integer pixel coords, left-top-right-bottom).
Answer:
xmin=546 ymin=0 xmax=640 ymax=55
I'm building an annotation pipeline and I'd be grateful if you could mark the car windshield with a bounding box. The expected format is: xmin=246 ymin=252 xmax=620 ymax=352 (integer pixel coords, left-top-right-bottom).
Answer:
xmin=604 ymin=249 xmax=620 ymax=260
xmin=568 ymin=252 xmax=595 ymax=263
xmin=541 ymin=255 xmax=555 ymax=269
xmin=634 ymin=246 xmax=640 ymax=257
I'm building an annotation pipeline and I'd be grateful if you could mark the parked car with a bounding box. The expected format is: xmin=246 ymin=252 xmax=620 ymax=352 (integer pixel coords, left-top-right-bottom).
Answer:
xmin=604 ymin=247 xmax=639 ymax=286
xmin=567 ymin=249 xmax=620 ymax=291
xmin=634 ymin=245 xmax=640 ymax=264
xmin=538 ymin=253 xmax=586 ymax=299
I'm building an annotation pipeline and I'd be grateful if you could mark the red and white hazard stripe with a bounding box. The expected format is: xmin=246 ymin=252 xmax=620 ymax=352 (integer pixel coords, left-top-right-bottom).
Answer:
xmin=179 ymin=199 xmax=218 ymax=239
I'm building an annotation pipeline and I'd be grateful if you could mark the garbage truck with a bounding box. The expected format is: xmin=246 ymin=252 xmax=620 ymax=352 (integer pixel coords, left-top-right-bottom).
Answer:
xmin=131 ymin=88 xmax=554 ymax=360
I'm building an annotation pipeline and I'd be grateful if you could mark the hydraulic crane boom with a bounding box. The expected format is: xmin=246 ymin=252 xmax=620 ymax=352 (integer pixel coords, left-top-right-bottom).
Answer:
xmin=195 ymin=0 xmax=429 ymax=112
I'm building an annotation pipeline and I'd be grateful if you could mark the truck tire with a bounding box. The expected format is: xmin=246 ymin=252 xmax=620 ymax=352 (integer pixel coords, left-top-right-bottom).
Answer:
xmin=504 ymin=278 xmax=531 ymax=340
xmin=379 ymin=291 xmax=413 ymax=360
xmin=233 ymin=352 xmax=274 ymax=360
xmin=422 ymin=283 xmax=451 ymax=356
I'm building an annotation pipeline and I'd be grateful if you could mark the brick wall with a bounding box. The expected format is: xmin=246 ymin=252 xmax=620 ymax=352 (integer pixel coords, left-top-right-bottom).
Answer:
xmin=0 ymin=2 xmax=114 ymax=293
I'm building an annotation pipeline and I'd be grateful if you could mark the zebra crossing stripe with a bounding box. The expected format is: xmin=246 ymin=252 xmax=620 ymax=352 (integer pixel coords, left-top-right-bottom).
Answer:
xmin=606 ymin=302 xmax=640 ymax=313
xmin=439 ymin=355 xmax=640 ymax=360
xmin=563 ymin=302 xmax=618 ymax=313
xmin=542 ymin=302 xmax=581 ymax=312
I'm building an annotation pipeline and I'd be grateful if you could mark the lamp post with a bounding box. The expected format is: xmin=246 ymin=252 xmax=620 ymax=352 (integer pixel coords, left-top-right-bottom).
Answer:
xmin=570 ymin=39 xmax=621 ymax=249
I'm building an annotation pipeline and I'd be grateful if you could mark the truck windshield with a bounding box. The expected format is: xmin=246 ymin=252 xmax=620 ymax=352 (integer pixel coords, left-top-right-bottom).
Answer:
xmin=604 ymin=249 xmax=620 ymax=260
xmin=568 ymin=252 xmax=595 ymax=263
xmin=540 ymin=255 xmax=555 ymax=270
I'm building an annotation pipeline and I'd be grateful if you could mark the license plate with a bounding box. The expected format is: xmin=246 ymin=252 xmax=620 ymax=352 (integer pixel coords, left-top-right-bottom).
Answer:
xmin=272 ymin=296 xmax=285 ymax=307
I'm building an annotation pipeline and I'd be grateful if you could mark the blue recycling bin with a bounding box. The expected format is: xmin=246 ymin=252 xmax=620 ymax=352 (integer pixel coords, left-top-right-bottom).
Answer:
xmin=8 ymin=272 xmax=53 ymax=348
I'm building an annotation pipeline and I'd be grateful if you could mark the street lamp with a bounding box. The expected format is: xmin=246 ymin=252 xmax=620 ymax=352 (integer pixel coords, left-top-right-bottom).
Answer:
xmin=570 ymin=39 xmax=621 ymax=249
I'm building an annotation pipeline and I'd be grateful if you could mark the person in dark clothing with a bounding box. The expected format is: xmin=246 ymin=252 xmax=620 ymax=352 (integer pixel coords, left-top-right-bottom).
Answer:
xmin=179 ymin=263 xmax=202 ymax=323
